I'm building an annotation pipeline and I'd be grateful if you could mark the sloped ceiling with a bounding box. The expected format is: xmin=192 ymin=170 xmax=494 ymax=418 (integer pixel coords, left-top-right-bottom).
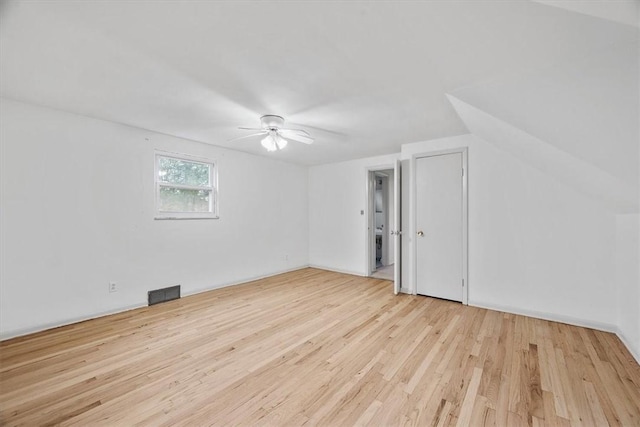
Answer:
xmin=448 ymin=95 xmax=638 ymax=213
xmin=531 ymin=0 xmax=638 ymax=26
xmin=0 ymin=0 xmax=637 ymax=166
xmin=448 ymin=4 xmax=638 ymax=213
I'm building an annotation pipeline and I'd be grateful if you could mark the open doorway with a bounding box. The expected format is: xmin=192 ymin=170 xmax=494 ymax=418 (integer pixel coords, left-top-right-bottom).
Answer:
xmin=369 ymin=169 xmax=395 ymax=281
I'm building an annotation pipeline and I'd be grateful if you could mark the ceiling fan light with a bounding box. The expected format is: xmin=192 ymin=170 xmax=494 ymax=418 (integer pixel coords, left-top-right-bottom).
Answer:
xmin=238 ymin=115 xmax=310 ymax=152
xmin=261 ymin=135 xmax=277 ymax=152
xmin=275 ymin=135 xmax=288 ymax=150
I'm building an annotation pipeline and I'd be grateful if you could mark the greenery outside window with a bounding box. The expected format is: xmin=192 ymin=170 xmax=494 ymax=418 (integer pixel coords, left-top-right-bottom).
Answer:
xmin=155 ymin=151 xmax=218 ymax=219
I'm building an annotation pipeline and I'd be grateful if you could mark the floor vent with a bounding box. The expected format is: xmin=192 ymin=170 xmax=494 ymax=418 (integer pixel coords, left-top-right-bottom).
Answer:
xmin=148 ymin=285 xmax=181 ymax=306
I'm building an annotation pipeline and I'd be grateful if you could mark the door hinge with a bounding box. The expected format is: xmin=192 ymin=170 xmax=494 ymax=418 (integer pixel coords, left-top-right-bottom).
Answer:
xmin=462 ymin=278 xmax=465 ymax=287
xmin=462 ymin=168 xmax=465 ymax=176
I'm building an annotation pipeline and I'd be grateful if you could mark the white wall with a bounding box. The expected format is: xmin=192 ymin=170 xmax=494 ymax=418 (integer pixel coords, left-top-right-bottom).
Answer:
xmin=401 ymin=134 xmax=619 ymax=331
xmin=308 ymin=154 xmax=399 ymax=276
xmin=442 ymin=8 xmax=639 ymax=360
xmin=0 ymin=98 xmax=309 ymax=339
xmin=309 ymin=132 xmax=639 ymax=361
xmin=307 ymin=133 xmax=627 ymax=339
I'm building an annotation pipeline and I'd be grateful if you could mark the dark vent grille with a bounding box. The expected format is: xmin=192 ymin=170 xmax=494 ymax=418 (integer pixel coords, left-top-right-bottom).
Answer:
xmin=148 ymin=285 xmax=181 ymax=306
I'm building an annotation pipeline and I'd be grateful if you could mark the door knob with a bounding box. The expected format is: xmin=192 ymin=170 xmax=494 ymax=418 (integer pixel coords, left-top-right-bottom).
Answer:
xmin=417 ymin=230 xmax=424 ymax=237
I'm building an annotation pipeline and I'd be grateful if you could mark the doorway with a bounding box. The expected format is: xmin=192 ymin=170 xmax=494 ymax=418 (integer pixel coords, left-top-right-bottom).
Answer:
xmin=413 ymin=149 xmax=468 ymax=303
xmin=369 ymin=169 xmax=395 ymax=281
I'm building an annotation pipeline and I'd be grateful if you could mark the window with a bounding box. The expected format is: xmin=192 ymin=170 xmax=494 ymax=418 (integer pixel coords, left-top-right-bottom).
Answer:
xmin=155 ymin=151 xmax=218 ymax=219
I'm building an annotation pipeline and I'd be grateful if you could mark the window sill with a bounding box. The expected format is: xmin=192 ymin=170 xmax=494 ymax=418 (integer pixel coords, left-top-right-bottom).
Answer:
xmin=154 ymin=215 xmax=220 ymax=220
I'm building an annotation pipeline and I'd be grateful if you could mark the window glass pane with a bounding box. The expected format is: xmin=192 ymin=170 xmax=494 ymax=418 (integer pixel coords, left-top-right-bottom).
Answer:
xmin=158 ymin=157 xmax=210 ymax=187
xmin=159 ymin=187 xmax=211 ymax=212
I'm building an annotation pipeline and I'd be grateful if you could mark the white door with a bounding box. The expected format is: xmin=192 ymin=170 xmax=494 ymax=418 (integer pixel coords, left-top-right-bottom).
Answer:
xmin=415 ymin=153 xmax=463 ymax=301
xmin=393 ymin=159 xmax=401 ymax=294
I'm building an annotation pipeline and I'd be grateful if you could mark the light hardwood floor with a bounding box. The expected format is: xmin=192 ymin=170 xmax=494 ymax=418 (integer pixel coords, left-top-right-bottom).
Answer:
xmin=1 ymin=268 xmax=639 ymax=426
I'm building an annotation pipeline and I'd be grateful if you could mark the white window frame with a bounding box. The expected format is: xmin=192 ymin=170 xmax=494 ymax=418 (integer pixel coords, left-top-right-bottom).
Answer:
xmin=154 ymin=150 xmax=219 ymax=220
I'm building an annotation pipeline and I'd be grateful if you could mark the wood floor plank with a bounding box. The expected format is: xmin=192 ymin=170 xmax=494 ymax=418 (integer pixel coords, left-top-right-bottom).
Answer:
xmin=1 ymin=268 xmax=639 ymax=426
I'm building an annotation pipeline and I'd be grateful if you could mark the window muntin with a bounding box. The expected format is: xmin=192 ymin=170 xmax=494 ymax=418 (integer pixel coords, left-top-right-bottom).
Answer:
xmin=155 ymin=152 xmax=218 ymax=219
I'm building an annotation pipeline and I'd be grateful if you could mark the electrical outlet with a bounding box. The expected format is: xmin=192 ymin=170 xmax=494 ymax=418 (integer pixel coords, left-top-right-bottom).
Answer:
xmin=109 ymin=282 xmax=117 ymax=293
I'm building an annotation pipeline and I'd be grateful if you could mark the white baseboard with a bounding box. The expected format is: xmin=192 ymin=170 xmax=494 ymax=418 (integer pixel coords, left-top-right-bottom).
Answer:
xmin=307 ymin=264 xmax=367 ymax=277
xmin=0 ymin=303 xmax=146 ymax=341
xmin=469 ymin=299 xmax=618 ymax=334
xmin=0 ymin=265 xmax=310 ymax=342
xmin=182 ymin=265 xmax=310 ymax=297
xmin=6 ymin=269 xmax=638 ymax=368
xmin=468 ymin=299 xmax=640 ymax=365
xmin=615 ymin=328 xmax=640 ymax=365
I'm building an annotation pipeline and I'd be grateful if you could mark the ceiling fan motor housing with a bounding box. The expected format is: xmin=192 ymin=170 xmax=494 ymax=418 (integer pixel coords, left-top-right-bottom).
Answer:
xmin=261 ymin=115 xmax=285 ymax=130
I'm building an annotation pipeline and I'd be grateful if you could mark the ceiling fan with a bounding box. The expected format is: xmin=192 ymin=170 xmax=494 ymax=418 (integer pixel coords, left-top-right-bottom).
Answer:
xmin=230 ymin=115 xmax=314 ymax=151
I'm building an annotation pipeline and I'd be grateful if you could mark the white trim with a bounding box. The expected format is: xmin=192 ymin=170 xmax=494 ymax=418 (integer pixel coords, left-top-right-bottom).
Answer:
xmin=308 ymin=264 xmax=368 ymax=277
xmin=182 ymin=266 xmax=311 ymax=296
xmin=0 ymin=265 xmax=309 ymax=342
xmin=469 ymin=299 xmax=640 ymax=364
xmin=393 ymin=158 xmax=401 ymax=295
xmin=410 ymin=148 xmax=469 ymax=304
xmin=462 ymin=149 xmax=468 ymax=305
xmin=154 ymin=150 xmax=219 ymax=220
xmin=158 ymin=182 xmax=211 ymax=191
xmin=0 ymin=303 xmax=146 ymax=341
xmin=470 ymin=299 xmax=618 ymax=333
xmin=615 ymin=328 xmax=640 ymax=365
xmin=3 ymin=266 xmax=638 ymax=366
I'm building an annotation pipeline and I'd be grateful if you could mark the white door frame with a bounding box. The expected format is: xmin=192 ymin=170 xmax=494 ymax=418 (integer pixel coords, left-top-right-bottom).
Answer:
xmin=393 ymin=159 xmax=401 ymax=295
xmin=364 ymin=164 xmax=395 ymax=276
xmin=410 ymin=148 xmax=468 ymax=305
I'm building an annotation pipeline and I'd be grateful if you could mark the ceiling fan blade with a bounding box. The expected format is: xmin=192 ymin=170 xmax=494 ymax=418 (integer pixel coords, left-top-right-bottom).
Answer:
xmin=238 ymin=127 xmax=263 ymax=131
xmin=280 ymin=130 xmax=314 ymax=144
xmin=228 ymin=132 xmax=266 ymax=142
xmin=289 ymin=123 xmax=347 ymax=137
xmin=279 ymin=128 xmax=311 ymax=138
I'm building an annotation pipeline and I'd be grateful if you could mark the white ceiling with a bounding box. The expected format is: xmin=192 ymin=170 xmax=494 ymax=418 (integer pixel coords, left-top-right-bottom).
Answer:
xmin=0 ymin=0 xmax=637 ymax=165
